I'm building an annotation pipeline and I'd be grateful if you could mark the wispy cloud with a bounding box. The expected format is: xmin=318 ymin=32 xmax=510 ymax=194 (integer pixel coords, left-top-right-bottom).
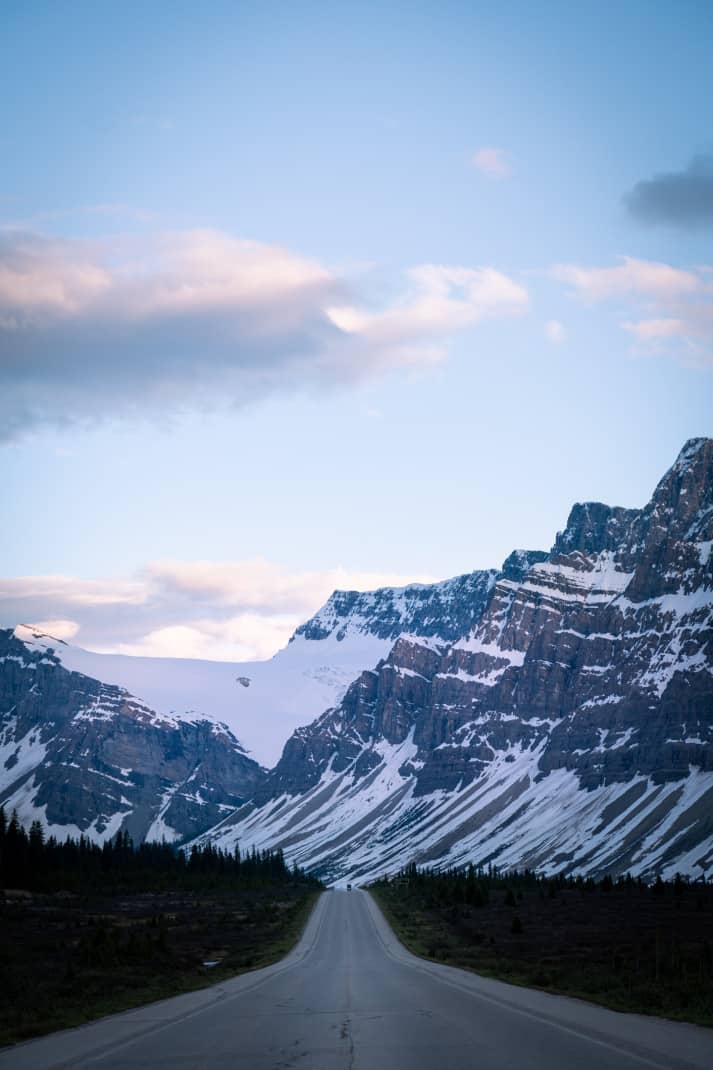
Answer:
xmin=544 ymin=320 xmax=566 ymax=344
xmin=326 ymin=264 xmax=528 ymax=350
xmin=25 ymin=619 xmax=80 ymax=641
xmin=553 ymin=255 xmax=713 ymax=366
xmin=0 ymin=228 xmax=528 ymax=441
xmin=0 ymin=559 xmax=440 ymax=661
xmin=0 ymin=576 xmax=148 ymax=607
xmin=552 ymin=256 xmax=701 ymax=301
xmin=145 ymin=558 xmax=440 ymax=616
xmin=471 ymin=147 xmax=512 ymax=178
xmin=623 ymin=154 xmax=713 ymax=228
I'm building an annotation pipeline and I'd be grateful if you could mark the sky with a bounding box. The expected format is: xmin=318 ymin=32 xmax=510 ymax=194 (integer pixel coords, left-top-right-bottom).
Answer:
xmin=1 ymin=0 xmax=712 ymax=661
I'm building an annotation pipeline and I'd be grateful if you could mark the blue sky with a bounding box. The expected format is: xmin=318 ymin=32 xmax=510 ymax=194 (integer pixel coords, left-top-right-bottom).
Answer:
xmin=1 ymin=1 xmax=712 ymax=659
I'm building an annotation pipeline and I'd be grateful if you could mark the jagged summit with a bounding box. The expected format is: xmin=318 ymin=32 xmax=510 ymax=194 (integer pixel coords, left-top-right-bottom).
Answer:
xmin=551 ymin=438 xmax=713 ymax=562
xmin=645 ymin=435 xmax=713 ymax=535
xmin=552 ymin=502 xmax=638 ymax=557
xmin=672 ymin=435 xmax=710 ymax=470
xmin=500 ymin=549 xmax=548 ymax=581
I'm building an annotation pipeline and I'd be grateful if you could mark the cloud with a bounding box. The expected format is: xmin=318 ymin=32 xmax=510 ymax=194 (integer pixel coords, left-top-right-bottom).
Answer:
xmin=112 ymin=615 xmax=301 ymax=662
xmin=471 ymin=147 xmax=512 ymax=178
xmin=326 ymin=264 xmax=528 ymax=352
xmin=545 ymin=320 xmax=566 ymax=344
xmin=0 ymin=558 xmax=440 ymax=661
xmin=621 ymin=303 xmax=713 ymax=367
xmin=0 ymin=228 xmax=528 ymax=441
xmin=145 ymin=558 xmax=438 ymax=617
xmin=0 ymin=575 xmax=148 ymax=606
xmin=621 ymin=318 xmax=688 ymax=341
xmin=623 ymin=154 xmax=713 ymax=228
xmin=551 ymin=256 xmax=701 ymax=302
xmin=26 ymin=618 xmax=80 ymax=641
xmin=553 ymin=256 xmax=713 ymax=366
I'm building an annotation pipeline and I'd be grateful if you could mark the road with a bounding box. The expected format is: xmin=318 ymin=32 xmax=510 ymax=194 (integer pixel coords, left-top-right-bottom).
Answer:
xmin=1 ymin=890 xmax=710 ymax=1069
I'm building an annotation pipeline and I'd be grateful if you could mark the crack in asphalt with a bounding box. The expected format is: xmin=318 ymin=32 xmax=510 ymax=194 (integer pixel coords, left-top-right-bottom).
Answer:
xmin=340 ymin=1017 xmax=355 ymax=1070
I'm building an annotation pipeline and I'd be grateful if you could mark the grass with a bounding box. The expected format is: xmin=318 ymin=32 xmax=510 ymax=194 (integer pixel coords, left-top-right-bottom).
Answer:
xmin=371 ymin=877 xmax=713 ymax=1028
xmin=0 ymin=884 xmax=321 ymax=1047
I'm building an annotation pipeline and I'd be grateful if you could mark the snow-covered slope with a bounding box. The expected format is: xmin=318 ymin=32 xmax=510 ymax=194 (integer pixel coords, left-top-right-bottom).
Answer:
xmin=13 ymin=626 xmax=391 ymax=769
xmin=198 ymin=737 xmax=713 ymax=885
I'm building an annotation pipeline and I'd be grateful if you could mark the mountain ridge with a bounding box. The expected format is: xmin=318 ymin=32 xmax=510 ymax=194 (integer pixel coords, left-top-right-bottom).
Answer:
xmin=196 ymin=438 xmax=713 ymax=882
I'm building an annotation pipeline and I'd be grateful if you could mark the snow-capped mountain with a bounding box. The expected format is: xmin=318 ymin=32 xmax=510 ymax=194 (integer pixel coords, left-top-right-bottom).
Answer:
xmin=3 ymin=439 xmax=711 ymax=874
xmin=0 ymin=628 xmax=265 ymax=843
xmin=1 ymin=563 xmax=498 ymax=840
xmin=197 ymin=439 xmax=713 ymax=883
xmin=8 ymin=567 xmax=497 ymax=770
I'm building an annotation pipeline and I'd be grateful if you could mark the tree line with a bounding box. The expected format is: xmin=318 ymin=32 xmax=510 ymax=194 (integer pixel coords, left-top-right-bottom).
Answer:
xmin=374 ymin=860 xmax=705 ymax=904
xmin=0 ymin=807 xmax=321 ymax=893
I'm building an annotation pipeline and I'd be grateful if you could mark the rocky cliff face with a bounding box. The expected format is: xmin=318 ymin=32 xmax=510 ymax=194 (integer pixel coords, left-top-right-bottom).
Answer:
xmin=200 ymin=440 xmax=713 ymax=883
xmin=0 ymin=628 xmax=266 ymax=843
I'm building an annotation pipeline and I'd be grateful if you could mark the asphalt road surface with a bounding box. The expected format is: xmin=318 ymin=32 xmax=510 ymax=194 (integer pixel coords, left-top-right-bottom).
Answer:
xmin=1 ymin=890 xmax=711 ymax=1069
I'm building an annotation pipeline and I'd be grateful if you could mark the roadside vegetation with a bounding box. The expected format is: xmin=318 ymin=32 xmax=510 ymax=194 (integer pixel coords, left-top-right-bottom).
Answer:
xmin=371 ymin=863 xmax=713 ymax=1027
xmin=0 ymin=807 xmax=322 ymax=1046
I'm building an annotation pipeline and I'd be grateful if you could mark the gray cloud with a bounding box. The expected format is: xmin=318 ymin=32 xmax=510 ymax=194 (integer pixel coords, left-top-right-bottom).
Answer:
xmin=0 ymin=229 xmax=528 ymax=441
xmin=623 ymin=154 xmax=713 ymax=228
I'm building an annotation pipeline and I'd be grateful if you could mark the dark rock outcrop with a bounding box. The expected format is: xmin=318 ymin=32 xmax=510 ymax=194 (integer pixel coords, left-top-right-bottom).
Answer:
xmin=0 ymin=629 xmax=266 ymax=843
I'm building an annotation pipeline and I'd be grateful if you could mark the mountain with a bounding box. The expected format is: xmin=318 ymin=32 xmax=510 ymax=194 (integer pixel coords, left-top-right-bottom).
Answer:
xmin=0 ymin=567 xmax=499 ymax=841
xmin=3 ymin=439 xmax=711 ymax=876
xmin=8 ymin=567 xmax=498 ymax=770
xmin=0 ymin=627 xmax=265 ymax=843
xmin=196 ymin=439 xmax=713 ymax=884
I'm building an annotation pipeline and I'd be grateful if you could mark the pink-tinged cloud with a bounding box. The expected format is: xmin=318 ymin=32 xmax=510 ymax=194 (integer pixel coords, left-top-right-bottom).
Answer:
xmin=0 ymin=559 xmax=441 ymax=661
xmin=0 ymin=575 xmax=148 ymax=607
xmin=326 ymin=264 xmax=528 ymax=348
xmin=471 ymin=147 xmax=512 ymax=178
xmin=622 ymin=318 xmax=688 ymax=340
xmin=545 ymin=320 xmax=566 ymax=344
xmin=552 ymin=255 xmax=713 ymax=366
xmin=552 ymin=256 xmax=702 ymax=301
xmin=0 ymin=229 xmax=529 ymax=439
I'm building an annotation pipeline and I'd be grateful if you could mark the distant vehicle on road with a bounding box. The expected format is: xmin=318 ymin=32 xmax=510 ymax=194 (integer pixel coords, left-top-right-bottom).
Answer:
xmin=346 ymin=883 xmax=352 ymax=891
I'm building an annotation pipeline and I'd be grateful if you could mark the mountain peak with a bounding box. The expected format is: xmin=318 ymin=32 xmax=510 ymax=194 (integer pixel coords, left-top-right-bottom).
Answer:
xmin=645 ymin=436 xmax=713 ymax=541
xmin=500 ymin=549 xmax=548 ymax=582
xmin=552 ymin=501 xmax=638 ymax=557
xmin=672 ymin=436 xmax=710 ymax=472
